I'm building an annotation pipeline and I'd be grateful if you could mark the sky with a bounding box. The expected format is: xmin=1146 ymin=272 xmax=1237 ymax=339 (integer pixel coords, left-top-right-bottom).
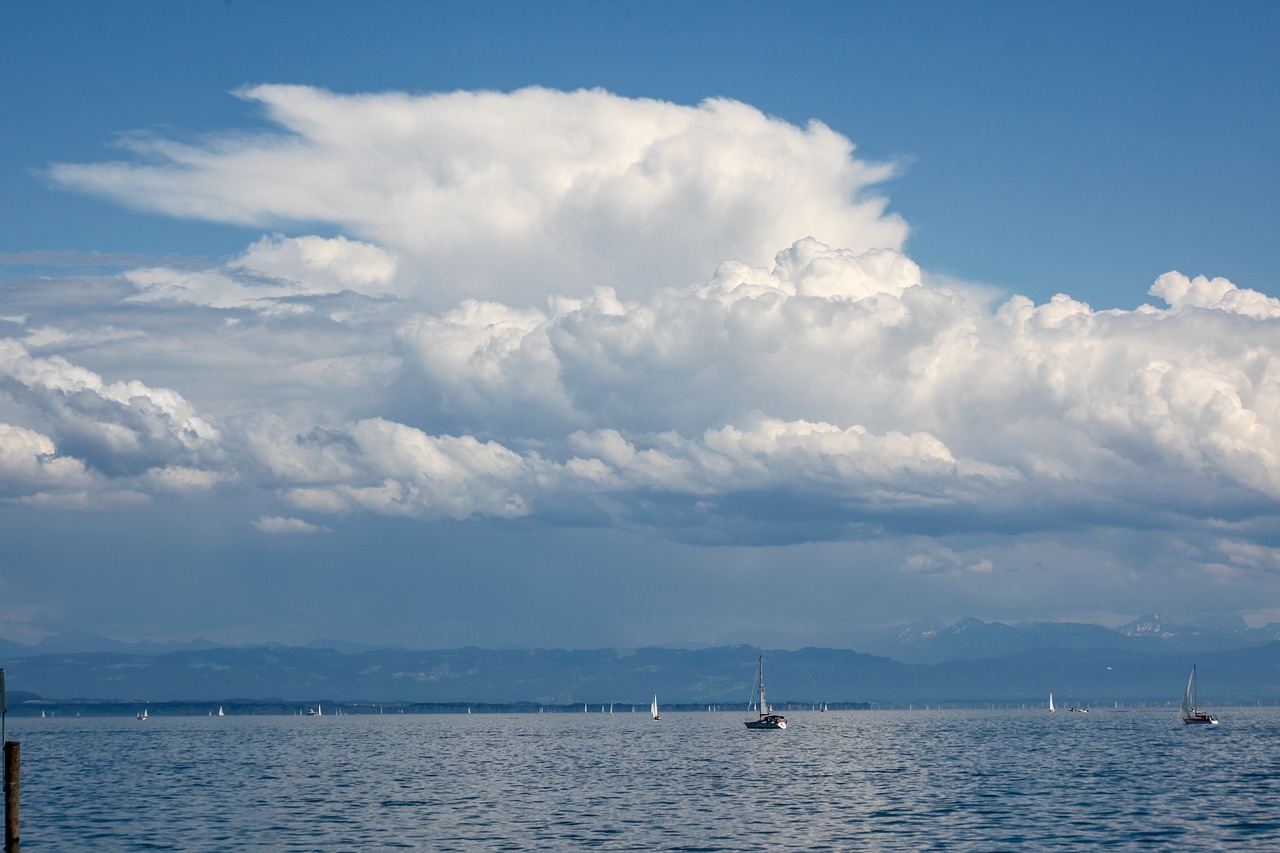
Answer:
xmin=1 ymin=0 xmax=1278 ymax=650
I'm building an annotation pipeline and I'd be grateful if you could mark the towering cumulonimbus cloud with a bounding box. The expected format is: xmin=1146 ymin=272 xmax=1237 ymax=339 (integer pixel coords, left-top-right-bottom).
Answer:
xmin=2 ymin=86 xmax=1275 ymax=554
xmin=48 ymin=85 xmax=907 ymax=309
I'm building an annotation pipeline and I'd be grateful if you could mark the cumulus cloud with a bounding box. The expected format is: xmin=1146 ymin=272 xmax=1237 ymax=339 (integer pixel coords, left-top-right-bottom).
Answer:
xmin=49 ymin=85 xmax=906 ymax=308
xmin=5 ymin=85 xmax=1277 ymax=565
xmin=0 ymin=421 xmax=95 ymax=498
xmin=1151 ymin=271 xmax=1280 ymax=318
xmin=253 ymin=515 xmax=331 ymax=534
xmin=903 ymin=549 xmax=994 ymax=577
xmin=121 ymin=235 xmax=398 ymax=310
xmin=1 ymin=337 xmax=218 ymax=451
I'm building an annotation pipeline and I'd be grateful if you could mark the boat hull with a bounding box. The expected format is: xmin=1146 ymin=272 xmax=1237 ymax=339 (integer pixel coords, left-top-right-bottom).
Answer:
xmin=1182 ymin=714 xmax=1218 ymax=725
xmin=745 ymin=716 xmax=787 ymax=730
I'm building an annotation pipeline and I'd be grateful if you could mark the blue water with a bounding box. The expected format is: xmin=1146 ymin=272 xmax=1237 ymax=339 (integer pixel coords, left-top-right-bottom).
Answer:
xmin=8 ymin=707 xmax=1280 ymax=850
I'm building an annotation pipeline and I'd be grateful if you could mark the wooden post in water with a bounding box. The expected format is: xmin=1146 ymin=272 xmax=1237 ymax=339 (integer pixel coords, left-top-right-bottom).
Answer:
xmin=0 ymin=666 xmax=12 ymax=853
xmin=3 ymin=741 xmax=17 ymax=853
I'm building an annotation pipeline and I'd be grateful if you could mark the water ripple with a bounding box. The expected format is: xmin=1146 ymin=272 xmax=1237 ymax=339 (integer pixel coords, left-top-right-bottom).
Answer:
xmin=8 ymin=707 xmax=1280 ymax=849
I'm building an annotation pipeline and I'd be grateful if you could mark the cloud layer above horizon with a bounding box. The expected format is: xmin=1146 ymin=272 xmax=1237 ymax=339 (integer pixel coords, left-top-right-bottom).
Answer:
xmin=5 ymin=86 xmax=1280 ymax=628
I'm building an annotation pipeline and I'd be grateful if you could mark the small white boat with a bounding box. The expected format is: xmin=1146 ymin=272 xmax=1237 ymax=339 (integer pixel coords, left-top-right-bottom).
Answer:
xmin=1181 ymin=665 xmax=1218 ymax=725
xmin=651 ymin=695 xmax=661 ymax=720
xmin=1049 ymin=693 xmax=1054 ymax=713
xmin=744 ymin=656 xmax=787 ymax=730
xmin=137 ymin=709 xmax=148 ymax=720
xmin=217 ymin=706 xmax=224 ymax=717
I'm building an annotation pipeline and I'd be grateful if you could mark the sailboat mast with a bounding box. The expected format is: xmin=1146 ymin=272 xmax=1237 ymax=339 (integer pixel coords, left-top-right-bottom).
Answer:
xmin=758 ymin=656 xmax=767 ymax=715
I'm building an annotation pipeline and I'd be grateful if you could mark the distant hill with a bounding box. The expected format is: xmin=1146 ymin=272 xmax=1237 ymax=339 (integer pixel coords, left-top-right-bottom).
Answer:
xmin=0 ymin=632 xmax=226 ymax=658
xmin=856 ymin=614 xmax=1280 ymax=664
xmin=2 ymin=641 xmax=1278 ymax=707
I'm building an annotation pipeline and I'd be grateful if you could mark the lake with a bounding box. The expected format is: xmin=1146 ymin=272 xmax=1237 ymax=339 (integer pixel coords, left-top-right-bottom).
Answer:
xmin=7 ymin=706 xmax=1279 ymax=850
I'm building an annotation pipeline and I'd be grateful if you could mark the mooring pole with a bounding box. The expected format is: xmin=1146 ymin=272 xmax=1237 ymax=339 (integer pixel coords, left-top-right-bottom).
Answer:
xmin=1 ymin=668 xmax=15 ymax=853
xmin=3 ymin=741 xmax=16 ymax=853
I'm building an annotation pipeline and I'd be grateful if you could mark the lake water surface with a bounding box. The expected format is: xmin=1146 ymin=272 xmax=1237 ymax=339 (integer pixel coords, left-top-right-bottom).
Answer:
xmin=9 ymin=707 xmax=1280 ymax=850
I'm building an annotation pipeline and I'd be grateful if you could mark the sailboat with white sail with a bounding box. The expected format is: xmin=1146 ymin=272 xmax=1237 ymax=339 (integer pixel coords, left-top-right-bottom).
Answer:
xmin=1049 ymin=693 xmax=1054 ymax=713
xmin=1180 ymin=664 xmax=1218 ymax=725
xmin=744 ymin=655 xmax=787 ymax=730
xmin=651 ymin=695 xmax=661 ymax=720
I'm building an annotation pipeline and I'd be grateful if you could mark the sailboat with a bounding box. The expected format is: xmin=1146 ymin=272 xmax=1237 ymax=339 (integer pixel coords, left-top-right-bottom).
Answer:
xmin=744 ymin=655 xmax=787 ymax=730
xmin=136 ymin=709 xmax=148 ymax=720
xmin=1181 ymin=665 xmax=1218 ymax=725
xmin=651 ymin=695 xmax=661 ymax=720
xmin=217 ymin=706 xmax=224 ymax=717
xmin=1049 ymin=693 xmax=1054 ymax=713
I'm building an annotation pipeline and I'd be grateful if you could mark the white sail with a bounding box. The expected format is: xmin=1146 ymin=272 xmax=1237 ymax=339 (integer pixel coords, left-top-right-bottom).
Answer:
xmin=760 ymin=658 xmax=768 ymax=713
xmin=1049 ymin=693 xmax=1054 ymax=713
xmin=651 ymin=695 xmax=660 ymax=720
xmin=1181 ymin=664 xmax=1218 ymax=725
xmin=744 ymin=655 xmax=787 ymax=730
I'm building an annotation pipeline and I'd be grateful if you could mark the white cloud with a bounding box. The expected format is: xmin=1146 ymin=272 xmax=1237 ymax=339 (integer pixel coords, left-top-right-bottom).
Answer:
xmin=6 ymin=87 xmax=1277 ymax=563
xmin=6 ymin=230 xmax=1280 ymax=544
xmin=0 ymin=421 xmax=94 ymax=497
xmin=49 ymin=85 xmax=906 ymax=308
xmin=0 ymin=338 xmax=223 ymax=491
xmin=122 ymin=235 xmax=396 ymax=311
xmin=253 ymin=515 xmax=331 ymax=534
xmin=1150 ymin=271 xmax=1280 ymax=318
xmin=234 ymin=234 xmax=398 ymax=295
xmin=142 ymin=465 xmax=223 ymax=493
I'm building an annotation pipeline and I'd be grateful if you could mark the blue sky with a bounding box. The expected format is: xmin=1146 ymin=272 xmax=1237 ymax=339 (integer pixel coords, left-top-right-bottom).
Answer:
xmin=1 ymin=1 xmax=1278 ymax=649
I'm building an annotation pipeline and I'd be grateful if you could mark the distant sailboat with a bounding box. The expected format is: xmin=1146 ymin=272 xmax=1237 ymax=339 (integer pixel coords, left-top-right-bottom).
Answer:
xmin=217 ymin=706 xmax=224 ymax=717
xmin=137 ymin=709 xmax=148 ymax=720
xmin=651 ymin=695 xmax=661 ymax=720
xmin=1181 ymin=665 xmax=1218 ymax=725
xmin=744 ymin=656 xmax=787 ymax=730
xmin=1049 ymin=693 xmax=1055 ymax=713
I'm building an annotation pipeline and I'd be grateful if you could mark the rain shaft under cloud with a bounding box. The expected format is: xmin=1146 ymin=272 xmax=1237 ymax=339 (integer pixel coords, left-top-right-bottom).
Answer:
xmin=2 ymin=86 xmax=1279 ymax=643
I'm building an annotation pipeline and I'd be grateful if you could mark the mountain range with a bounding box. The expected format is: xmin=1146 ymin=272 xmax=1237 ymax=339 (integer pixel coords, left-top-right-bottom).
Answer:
xmin=854 ymin=613 xmax=1280 ymax=664
xmin=1 ymin=616 xmax=1277 ymax=708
